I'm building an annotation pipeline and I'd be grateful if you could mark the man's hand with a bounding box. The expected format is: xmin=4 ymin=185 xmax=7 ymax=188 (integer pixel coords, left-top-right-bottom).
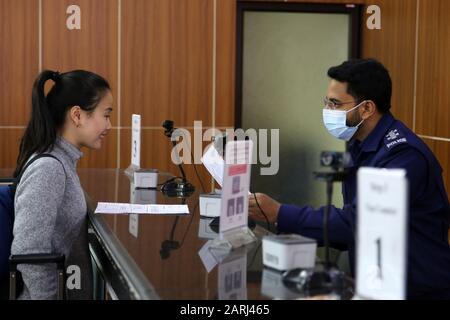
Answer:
xmin=248 ymin=193 xmax=281 ymax=223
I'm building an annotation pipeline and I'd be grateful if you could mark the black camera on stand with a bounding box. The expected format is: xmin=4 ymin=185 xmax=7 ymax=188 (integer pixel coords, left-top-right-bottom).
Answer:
xmin=320 ymin=151 xmax=351 ymax=171
xmin=161 ymin=120 xmax=195 ymax=198
xmin=316 ymin=151 xmax=350 ymax=265
xmin=302 ymin=151 xmax=351 ymax=296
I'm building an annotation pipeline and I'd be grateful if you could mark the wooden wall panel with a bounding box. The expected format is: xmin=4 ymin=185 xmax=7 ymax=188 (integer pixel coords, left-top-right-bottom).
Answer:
xmin=0 ymin=127 xmax=117 ymax=169
xmin=120 ymin=129 xmax=212 ymax=192
xmin=415 ymin=0 xmax=450 ymax=138
xmin=121 ymin=0 xmax=213 ymax=127
xmin=245 ymin=0 xmax=365 ymax=3
xmin=361 ymin=0 xmax=417 ymax=128
xmin=42 ymin=0 xmax=119 ymax=127
xmin=1 ymin=0 xmax=449 ymax=200
xmin=42 ymin=0 xmax=119 ymax=167
xmin=215 ymin=0 xmax=236 ymax=127
xmin=0 ymin=128 xmax=24 ymax=170
xmin=0 ymin=0 xmax=39 ymax=126
xmin=423 ymin=138 xmax=450 ymax=197
xmin=414 ymin=0 xmax=450 ymax=200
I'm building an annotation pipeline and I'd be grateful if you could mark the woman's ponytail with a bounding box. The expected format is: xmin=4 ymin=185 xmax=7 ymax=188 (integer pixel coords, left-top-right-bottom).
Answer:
xmin=14 ymin=70 xmax=58 ymax=177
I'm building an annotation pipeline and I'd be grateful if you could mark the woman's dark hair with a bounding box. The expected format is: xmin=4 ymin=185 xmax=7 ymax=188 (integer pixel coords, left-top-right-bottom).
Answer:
xmin=14 ymin=69 xmax=110 ymax=177
xmin=327 ymin=58 xmax=392 ymax=113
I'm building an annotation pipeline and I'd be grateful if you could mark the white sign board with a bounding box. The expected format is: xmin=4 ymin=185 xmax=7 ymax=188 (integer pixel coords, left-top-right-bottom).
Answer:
xmin=219 ymin=140 xmax=253 ymax=236
xmin=131 ymin=114 xmax=141 ymax=168
xmin=356 ymin=167 xmax=408 ymax=300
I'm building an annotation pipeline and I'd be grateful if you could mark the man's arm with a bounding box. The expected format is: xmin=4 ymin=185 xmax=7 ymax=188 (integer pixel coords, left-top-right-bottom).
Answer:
xmin=277 ymin=203 xmax=355 ymax=247
xmin=249 ymin=193 xmax=355 ymax=247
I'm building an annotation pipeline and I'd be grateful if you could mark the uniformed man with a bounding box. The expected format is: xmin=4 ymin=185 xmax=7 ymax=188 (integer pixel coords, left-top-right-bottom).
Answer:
xmin=249 ymin=58 xmax=450 ymax=299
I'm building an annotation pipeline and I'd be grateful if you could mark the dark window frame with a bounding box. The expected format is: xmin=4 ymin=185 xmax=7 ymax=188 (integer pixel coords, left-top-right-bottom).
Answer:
xmin=235 ymin=1 xmax=362 ymax=127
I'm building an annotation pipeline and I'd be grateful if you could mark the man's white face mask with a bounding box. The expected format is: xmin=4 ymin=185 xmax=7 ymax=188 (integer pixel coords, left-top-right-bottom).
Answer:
xmin=322 ymin=101 xmax=366 ymax=141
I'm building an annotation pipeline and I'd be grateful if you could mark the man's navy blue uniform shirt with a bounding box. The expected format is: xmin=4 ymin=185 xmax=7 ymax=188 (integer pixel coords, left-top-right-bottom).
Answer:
xmin=277 ymin=112 xmax=450 ymax=299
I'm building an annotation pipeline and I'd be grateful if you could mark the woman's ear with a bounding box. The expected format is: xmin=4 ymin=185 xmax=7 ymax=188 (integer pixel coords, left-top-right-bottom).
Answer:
xmin=69 ymin=106 xmax=82 ymax=127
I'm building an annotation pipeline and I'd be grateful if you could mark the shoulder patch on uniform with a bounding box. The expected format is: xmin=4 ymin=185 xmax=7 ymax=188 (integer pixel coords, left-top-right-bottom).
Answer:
xmin=384 ymin=128 xmax=408 ymax=149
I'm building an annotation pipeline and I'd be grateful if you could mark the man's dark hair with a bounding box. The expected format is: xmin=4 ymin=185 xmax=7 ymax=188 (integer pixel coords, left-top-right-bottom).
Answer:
xmin=327 ymin=58 xmax=392 ymax=113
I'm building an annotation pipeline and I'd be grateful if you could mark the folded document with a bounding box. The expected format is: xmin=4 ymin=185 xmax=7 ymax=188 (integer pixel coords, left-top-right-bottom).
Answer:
xmin=95 ymin=202 xmax=189 ymax=215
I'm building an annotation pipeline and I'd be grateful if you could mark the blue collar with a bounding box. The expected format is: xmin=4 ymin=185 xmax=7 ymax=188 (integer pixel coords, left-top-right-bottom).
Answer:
xmin=349 ymin=112 xmax=396 ymax=154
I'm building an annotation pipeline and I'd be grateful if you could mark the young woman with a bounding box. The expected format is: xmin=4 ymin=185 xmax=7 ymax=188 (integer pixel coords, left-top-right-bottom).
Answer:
xmin=11 ymin=70 xmax=113 ymax=299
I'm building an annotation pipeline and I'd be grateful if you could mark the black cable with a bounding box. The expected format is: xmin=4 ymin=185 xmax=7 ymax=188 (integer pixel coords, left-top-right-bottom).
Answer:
xmin=171 ymin=140 xmax=188 ymax=180
xmin=157 ymin=146 xmax=205 ymax=193
xmin=323 ymin=178 xmax=333 ymax=269
xmin=157 ymin=173 xmax=177 ymax=190
xmin=247 ymin=241 xmax=263 ymax=268
xmin=253 ymin=192 xmax=271 ymax=232
xmin=179 ymin=200 xmax=199 ymax=246
xmin=162 ymin=120 xmax=197 ymax=193
xmin=190 ymin=149 xmax=206 ymax=193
